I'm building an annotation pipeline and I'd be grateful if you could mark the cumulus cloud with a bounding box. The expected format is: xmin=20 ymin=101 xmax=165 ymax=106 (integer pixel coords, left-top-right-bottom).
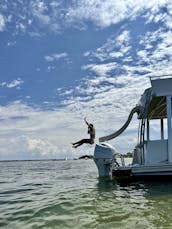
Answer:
xmin=1 ymin=97 xmax=115 ymax=160
xmin=0 ymin=135 xmax=63 ymax=160
xmin=0 ymin=101 xmax=84 ymax=160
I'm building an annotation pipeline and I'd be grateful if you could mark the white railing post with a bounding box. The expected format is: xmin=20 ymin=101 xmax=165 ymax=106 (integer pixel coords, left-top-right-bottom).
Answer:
xmin=167 ymin=96 xmax=172 ymax=163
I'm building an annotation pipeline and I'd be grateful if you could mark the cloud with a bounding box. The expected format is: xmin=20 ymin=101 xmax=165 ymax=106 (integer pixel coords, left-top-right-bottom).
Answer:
xmin=1 ymin=78 xmax=24 ymax=89
xmin=1 ymin=0 xmax=171 ymax=36
xmin=44 ymin=52 xmax=69 ymax=62
xmin=137 ymin=29 xmax=172 ymax=72
xmin=7 ymin=41 xmax=16 ymax=47
xmin=0 ymin=135 xmax=62 ymax=160
xmin=66 ymin=0 xmax=130 ymax=28
xmin=16 ymin=22 xmax=26 ymax=32
xmin=83 ymin=62 xmax=117 ymax=77
xmin=83 ymin=30 xmax=131 ymax=62
xmin=44 ymin=52 xmax=70 ymax=72
xmin=144 ymin=2 xmax=172 ymax=29
xmin=30 ymin=0 xmax=51 ymax=25
xmin=47 ymin=65 xmax=55 ymax=72
xmin=29 ymin=0 xmax=63 ymax=33
xmin=0 ymin=101 xmax=92 ymax=160
xmin=0 ymin=14 xmax=5 ymax=31
xmin=65 ymin=0 xmax=170 ymax=28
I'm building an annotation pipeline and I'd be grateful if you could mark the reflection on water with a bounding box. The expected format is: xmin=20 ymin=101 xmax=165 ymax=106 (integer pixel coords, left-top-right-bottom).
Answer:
xmin=0 ymin=160 xmax=172 ymax=229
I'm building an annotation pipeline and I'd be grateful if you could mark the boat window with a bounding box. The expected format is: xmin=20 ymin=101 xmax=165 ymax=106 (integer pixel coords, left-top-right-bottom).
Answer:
xmin=148 ymin=119 xmax=167 ymax=140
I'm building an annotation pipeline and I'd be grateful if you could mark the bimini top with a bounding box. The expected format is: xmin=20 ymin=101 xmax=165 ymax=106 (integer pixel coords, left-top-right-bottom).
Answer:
xmin=138 ymin=76 xmax=172 ymax=119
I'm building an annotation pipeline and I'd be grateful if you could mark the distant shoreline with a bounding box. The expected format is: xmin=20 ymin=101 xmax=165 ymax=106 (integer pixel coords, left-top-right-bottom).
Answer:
xmin=0 ymin=159 xmax=70 ymax=162
xmin=0 ymin=153 xmax=132 ymax=162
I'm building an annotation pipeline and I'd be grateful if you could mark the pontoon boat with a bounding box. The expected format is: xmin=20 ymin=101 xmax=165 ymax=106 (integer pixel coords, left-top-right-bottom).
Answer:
xmin=94 ymin=76 xmax=172 ymax=181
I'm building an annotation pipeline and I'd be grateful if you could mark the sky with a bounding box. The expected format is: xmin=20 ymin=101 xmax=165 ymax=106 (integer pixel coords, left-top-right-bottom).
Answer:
xmin=0 ymin=0 xmax=172 ymax=160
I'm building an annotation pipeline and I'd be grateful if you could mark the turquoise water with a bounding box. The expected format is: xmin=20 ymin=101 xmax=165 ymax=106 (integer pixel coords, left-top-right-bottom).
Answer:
xmin=0 ymin=160 xmax=172 ymax=229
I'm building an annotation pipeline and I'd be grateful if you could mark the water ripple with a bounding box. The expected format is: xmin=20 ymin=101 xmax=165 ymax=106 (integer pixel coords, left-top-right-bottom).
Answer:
xmin=1 ymin=160 xmax=172 ymax=228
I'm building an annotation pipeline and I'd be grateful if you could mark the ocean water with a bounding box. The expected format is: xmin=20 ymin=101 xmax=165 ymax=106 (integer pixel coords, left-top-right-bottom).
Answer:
xmin=0 ymin=160 xmax=172 ymax=229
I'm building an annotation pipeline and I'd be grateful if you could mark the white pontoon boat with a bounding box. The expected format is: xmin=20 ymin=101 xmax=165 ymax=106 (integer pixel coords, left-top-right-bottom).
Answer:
xmin=94 ymin=75 xmax=172 ymax=181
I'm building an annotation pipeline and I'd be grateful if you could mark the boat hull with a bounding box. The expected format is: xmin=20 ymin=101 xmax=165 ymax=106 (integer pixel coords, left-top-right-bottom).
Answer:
xmin=112 ymin=164 xmax=172 ymax=182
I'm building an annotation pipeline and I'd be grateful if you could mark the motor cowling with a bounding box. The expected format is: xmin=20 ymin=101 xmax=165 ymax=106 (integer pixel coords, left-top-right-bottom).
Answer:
xmin=94 ymin=143 xmax=117 ymax=177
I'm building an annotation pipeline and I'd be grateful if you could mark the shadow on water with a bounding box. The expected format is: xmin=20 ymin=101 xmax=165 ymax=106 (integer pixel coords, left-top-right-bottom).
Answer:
xmin=96 ymin=177 xmax=116 ymax=190
xmin=96 ymin=176 xmax=172 ymax=197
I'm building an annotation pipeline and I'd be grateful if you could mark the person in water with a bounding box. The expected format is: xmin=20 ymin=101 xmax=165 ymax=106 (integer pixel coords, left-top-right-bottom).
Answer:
xmin=72 ymin=118 xmax=95 ymax=148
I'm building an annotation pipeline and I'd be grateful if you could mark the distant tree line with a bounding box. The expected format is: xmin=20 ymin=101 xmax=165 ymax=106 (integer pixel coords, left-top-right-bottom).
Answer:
xmin=124 ymin=152 xmax=133 ymax=158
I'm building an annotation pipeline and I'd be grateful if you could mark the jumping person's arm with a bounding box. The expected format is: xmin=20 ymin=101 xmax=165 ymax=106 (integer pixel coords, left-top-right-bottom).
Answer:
xmin=84 ymin=117 xmax=94 ymax=131
xmin=84 ymin=117 xmax=89 ymax=126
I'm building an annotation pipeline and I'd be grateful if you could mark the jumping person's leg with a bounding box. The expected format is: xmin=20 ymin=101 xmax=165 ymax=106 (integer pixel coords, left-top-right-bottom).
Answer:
xmin=72 ymin=139 xmax=85 ymax=148
xmin=72 ymin=139 xmax=84 ymax=145
xmin=72 ymin=139 xmax=93 ymax=148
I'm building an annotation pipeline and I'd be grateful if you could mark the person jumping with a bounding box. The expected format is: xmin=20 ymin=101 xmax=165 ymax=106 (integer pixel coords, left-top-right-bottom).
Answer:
xmin=72 ymin=118 xmax=95 ymax=148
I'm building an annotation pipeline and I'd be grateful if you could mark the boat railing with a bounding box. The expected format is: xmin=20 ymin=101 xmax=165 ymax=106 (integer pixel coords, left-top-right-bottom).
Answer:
xmin=113 ymin=153 xmax=126 ymax=168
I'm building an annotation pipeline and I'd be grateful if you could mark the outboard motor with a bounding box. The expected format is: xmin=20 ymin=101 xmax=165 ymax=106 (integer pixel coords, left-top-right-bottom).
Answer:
xmin=94 ymin=143 xmax=117 ymax=177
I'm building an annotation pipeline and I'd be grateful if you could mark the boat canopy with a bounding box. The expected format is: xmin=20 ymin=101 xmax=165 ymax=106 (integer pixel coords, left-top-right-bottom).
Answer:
xmin=138 ymin=88 xmax=167 ymax=119
xmin=138 ymin=77 xmax=172 ymax=119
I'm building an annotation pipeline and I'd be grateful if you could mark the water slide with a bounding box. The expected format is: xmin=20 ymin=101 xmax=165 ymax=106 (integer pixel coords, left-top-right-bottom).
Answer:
xmin=99 ymin=105 xmax=141 ymax=142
